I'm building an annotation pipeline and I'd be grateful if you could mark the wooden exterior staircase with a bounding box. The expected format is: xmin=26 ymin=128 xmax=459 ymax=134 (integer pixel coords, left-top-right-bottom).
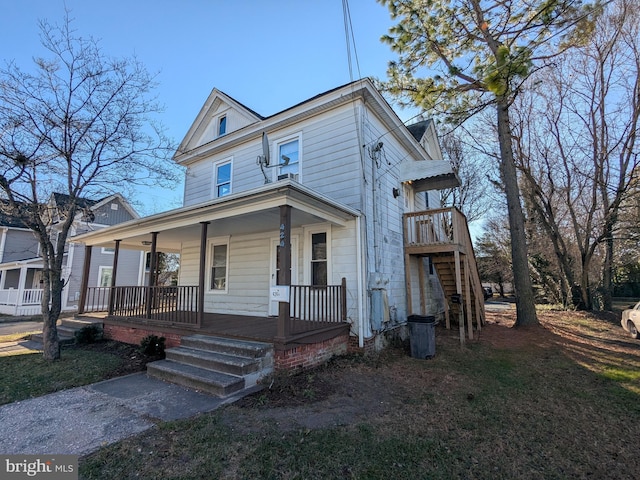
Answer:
xmin=403 ymin=207 xmax=485 ymax=343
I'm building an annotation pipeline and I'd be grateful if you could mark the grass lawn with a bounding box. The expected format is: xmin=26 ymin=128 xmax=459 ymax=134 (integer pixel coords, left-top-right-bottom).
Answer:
xmin=77 ymin=309 xmax=640 ymax=480
xmin=0 ymin=341 xmax=156 ymax=405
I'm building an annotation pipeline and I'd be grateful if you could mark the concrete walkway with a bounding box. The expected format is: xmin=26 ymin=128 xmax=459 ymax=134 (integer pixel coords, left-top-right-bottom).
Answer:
xmin=0 ymin=372 xmax=259 ymax=456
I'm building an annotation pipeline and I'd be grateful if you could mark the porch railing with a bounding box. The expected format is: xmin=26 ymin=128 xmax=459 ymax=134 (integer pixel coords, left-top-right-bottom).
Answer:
xmin=84 ymin=279 xmax=348 ymax=339
xmin=289 ymin=278 xmax=347 ymax=335
xmin=0 ymin=288 xmax=44 ymax=306
xmin=84 ymin=286 xmax=199 ymax=327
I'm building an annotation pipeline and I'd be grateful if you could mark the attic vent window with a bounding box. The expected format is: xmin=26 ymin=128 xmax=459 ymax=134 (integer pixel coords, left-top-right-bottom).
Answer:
xmin=110 ymin=203 xmax=118 ymax=210
xmin=218 ymin=115 xmax=227 ymax=137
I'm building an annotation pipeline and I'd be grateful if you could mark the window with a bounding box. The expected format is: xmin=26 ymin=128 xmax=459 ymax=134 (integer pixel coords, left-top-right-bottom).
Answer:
xmin=276 ymin=135 xmax=300 ymax=178
xmin=311 ymin=232 xmax=327 ymax=285
xmin=209 ymin=242 xmax=228 ymax=291
xmin=214 ymin=161 xmax=232 ymax=197
xmin=98 ymin=266 xmax=112 ymax=287
xmin=217 ymin=115 xmax=227 ymax=137
xmin=102 ymin=247 xmax=115 ymax=254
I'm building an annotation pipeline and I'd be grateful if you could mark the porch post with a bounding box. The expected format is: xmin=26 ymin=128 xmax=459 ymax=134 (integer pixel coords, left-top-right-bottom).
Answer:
xmin=145 ymin=232 xmax=158 ymax=319
xmin=198 ymin=222 xmax=209 ymax=327
xmin=78 ymin=245 xmax=92 ymax=314
xmin=276 ymin=205 xmax=292 ymax=341
xmin=16 ymin=266 xmax=27 ymax=313
xmin=107 ymin=240 xmax=120 ymax=316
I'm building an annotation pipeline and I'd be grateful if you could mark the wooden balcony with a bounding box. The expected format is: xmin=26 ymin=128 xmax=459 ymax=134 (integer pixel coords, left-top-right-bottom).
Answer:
xmin=403 ymin=207 xmax=485 ymax=342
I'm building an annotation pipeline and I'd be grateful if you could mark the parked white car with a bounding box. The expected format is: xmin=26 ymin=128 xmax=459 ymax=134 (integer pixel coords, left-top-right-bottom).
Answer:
xmin=621 ymin=301 xmax=640 ymax=339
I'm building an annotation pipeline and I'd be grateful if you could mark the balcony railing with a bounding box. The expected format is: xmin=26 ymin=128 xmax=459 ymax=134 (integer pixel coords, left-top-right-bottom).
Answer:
xmin=404 ymin=207 xmax=458 ymax=247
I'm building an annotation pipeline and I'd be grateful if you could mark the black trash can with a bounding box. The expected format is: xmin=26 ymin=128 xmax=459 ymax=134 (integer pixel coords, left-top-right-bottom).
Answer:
xmin=407 ymin=315 xmax=436 ymax=359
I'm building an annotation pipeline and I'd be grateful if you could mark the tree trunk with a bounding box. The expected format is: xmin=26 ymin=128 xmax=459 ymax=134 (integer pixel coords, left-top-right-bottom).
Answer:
xmin=41 ymin=264 xmax=64 ymax=361
xmin=496 ymin=100 xmax=539 ymax=326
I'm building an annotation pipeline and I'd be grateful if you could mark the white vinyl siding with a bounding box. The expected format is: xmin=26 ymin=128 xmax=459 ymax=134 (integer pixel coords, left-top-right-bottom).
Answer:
xmin=182 ymin=105 xmax=364 ymax=210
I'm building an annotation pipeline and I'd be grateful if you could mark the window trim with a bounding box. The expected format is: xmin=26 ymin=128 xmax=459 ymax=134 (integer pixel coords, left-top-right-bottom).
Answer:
xmin=212 ymin=157 xmax=233 ymax=199
xmin=303 ymin=225 xmax=331 ymax=286
xmin=98 ymin=266 xmax=113 ymax=287
xmin=206 ymin=236 xmax=230 ymax=294
xmin=217 ymin=114 xmax=227 ymax=137
xmin=273 ymin=132 xmax=302 ymax=181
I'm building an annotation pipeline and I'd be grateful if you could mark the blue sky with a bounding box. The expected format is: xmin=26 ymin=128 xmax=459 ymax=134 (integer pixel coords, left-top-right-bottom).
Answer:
xmin=1 ymin=0 xmax=404 ymax=214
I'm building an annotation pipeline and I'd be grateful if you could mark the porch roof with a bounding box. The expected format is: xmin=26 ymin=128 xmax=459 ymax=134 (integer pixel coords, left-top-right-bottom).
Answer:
xmin=71 ymin=180 xmax=360 ymax=252
xmin=0 ymin=257 xmax=43 ymax=270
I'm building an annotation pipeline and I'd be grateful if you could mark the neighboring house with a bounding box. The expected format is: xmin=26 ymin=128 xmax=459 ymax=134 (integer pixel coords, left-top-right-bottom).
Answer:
xmin=0 ymin=193 xmax=145 ymax=316
xmin=72 ymin=78 xmax=484 ymax=369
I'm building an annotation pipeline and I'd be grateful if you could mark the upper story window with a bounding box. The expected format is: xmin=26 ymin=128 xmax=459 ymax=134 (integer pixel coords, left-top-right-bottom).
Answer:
xmin=217 ymin=115 xmax=227 ymax=137
xmin=275 ymin=133 xmax=301 ymax=179
xmin=214 ymin=160 xmax=232 ymax=198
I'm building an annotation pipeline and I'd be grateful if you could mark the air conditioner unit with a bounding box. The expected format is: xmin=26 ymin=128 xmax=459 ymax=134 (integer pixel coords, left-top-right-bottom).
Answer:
xmin=277 ymin=173 xmax=298 ymax=181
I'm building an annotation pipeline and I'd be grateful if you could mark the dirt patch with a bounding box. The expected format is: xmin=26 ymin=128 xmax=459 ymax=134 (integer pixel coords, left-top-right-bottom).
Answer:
xmin=223 ymin=307 xmax=633 ymax=435
xmin=67 ymin=340 xmax=163 ymax=378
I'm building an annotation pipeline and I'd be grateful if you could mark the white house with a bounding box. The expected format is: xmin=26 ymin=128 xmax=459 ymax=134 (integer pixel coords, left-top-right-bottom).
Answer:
xmin=0 ymin=193 xmax=145 ymax=316
xmin=72 ymin=78 xmax=484 ymax=370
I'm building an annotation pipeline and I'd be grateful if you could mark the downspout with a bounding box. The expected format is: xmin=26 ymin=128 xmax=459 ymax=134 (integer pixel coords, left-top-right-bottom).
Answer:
xmin=356 ymin=214 xmax=364 ymax=348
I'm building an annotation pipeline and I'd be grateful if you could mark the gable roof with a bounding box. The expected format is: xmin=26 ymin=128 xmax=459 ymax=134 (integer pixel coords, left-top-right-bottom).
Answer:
xmin=0 ymin=201 xmax=30 ymax=229
xmin=52 ymin=192 xmax=101 ymax=211
xmin=174 ymin=78 xmax=435 ymax=165
xmin=175 ymin=88 xmax=265 ymax=156
xmin=406 ymin=119 xmax=432 ymax=143
xmin=0 ymin=193 xmax=139 ymax=229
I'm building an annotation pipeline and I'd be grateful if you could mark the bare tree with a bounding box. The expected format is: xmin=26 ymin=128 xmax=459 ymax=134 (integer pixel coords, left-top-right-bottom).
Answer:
xmin=514 ymin=0 xmax=640 ymax=310
xmin=379 ymin=0 xmax=596 ymax=327
xmin=439 ymin=130 xmax=491 ymax=223
xmin=0 ymin=13 xmax=179 ymax=360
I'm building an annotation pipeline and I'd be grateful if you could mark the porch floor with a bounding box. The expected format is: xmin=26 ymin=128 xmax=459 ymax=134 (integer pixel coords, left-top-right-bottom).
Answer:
xmin=84 ymin=311 xmax=350 ymax=348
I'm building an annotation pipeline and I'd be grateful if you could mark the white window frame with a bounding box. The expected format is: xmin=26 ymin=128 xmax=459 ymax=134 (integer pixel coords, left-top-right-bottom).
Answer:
xmin=217 ymin=114 xmax=227 ymax=137
xmin=98 ymin=266 xmax=113 ymax=287
xmin=101 ymin=247 xmax=115 ymax=254
xmin=206 ymin=236 xmax=230 ymax=293
xmin=273 ymin=132 xmax=302 ymax=181
xmin=303 ymin=225 xmax=331 ymax=285
xmin=212 ymin=157 xmax=233 ymax=199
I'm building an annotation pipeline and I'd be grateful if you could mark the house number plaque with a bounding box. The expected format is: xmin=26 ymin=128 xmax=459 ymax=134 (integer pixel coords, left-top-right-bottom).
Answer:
xmin=270 ymin=286 xmax=290 ymax=302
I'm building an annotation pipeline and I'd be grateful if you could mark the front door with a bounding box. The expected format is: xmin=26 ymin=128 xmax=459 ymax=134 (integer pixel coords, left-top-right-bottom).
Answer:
xmin=269 ymin=237 xmax=298 ymax=316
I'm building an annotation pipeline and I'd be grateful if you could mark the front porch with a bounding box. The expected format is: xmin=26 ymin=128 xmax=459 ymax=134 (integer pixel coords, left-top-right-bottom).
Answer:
xmin=0 ymin=260 xmax=45 ymax=316
xmin=71 ymin=182 xmax=360 ymax=365
xmin=82 ymin=282 xmax=350 ymax=352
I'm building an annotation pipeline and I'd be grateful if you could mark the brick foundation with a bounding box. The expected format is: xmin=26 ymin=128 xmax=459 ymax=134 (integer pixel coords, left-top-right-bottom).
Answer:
xmin=274 ymin=334 xmax=349 ymax=371
xmin=103 ymin=324 xmax=182 ymax=349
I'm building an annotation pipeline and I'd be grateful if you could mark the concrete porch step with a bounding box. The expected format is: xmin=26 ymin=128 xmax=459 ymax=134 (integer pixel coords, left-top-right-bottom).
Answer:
xmin=147 ymin=335 xmax=274 ymax=398
xmin=165 ymin=346 xmax=261 ymax=377
xmin=180 ymin=334 xmax=273 ymax=359
xmin=147 ymin=360 xmax=245 ymax=397
xmin=30 ymin=330 xmax=75 ymax=345
xmin=30 ymin=317 xmax=103 ymax=346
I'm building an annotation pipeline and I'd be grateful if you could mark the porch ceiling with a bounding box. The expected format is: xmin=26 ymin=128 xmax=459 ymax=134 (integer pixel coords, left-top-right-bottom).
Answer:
xmin=71 ymin=181 xmax=359 ymax=252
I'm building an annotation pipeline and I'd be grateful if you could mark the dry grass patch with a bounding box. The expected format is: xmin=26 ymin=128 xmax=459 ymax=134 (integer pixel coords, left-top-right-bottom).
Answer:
xmin=81 ymin=309 xmax=640 ymax=479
